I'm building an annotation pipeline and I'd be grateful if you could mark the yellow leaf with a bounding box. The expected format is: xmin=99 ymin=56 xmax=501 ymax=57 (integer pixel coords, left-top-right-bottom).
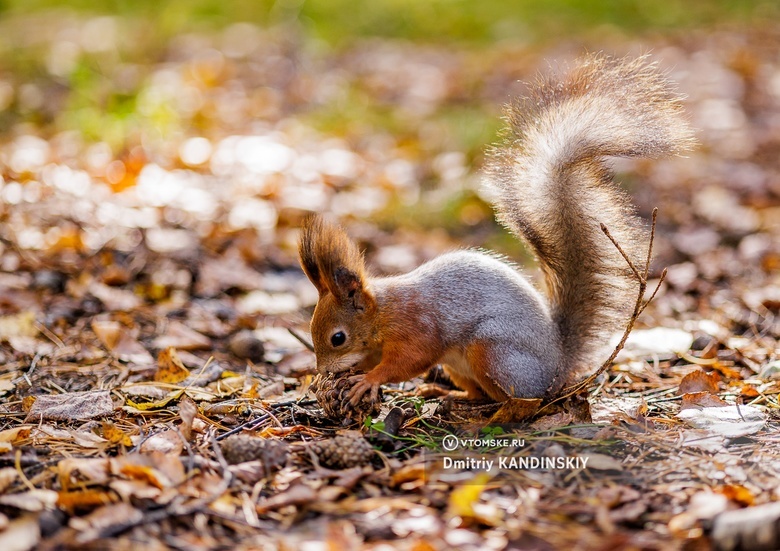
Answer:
xmin=154 ymin=347 xmax=190 ymax=384
xmin=448 ymin=472 xmax=492 ymax=518
xmin=0 ymin=312 xmax=37 ymax=339
xmin=102 ymin=422 xmax=133 ymax=447
xmin=125 ymin=389 xmax=185 ymax=411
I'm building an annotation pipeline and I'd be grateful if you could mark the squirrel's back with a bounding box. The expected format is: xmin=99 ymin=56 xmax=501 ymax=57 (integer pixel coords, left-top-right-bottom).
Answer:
xmin=484 ymin=54 xmax=695 ymax=387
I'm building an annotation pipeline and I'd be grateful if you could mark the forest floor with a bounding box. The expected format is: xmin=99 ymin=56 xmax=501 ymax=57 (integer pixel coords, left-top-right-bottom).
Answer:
xmin=0 ymin=9 xmax=779 ymax=550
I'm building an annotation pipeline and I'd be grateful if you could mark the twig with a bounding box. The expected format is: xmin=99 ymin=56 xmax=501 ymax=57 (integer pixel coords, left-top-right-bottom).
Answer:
xmin=288 ymin=327 xmax=315 ymax=352
xmin=215 ymin=399 xmax=318 ymax=441
xmin=540 ymin=208 xmax=667 ymax=411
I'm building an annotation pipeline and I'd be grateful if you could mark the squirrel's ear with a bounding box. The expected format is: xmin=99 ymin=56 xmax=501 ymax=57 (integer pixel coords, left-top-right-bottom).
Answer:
xmin=298 ymin=215 xmax=372 ymax=309
xmin=298 ymin=215 xmax=328 ymax=295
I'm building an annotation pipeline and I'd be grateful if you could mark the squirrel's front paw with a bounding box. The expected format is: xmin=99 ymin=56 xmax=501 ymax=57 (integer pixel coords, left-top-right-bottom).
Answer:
xmin=346 ymin=374 xmax=381 ymax=407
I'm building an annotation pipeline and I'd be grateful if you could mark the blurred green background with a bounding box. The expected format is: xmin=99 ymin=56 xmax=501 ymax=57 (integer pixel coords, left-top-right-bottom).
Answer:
xmin=2 ymin=0 xmax=778 ymax=46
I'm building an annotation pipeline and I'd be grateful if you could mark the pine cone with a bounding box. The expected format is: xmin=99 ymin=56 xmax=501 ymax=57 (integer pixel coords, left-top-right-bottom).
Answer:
xmin=313 ymin=371 xmax=382 ymax=423
xmin=309 ymin=431 xmax=375 ymax=469
xmin=220 ymin=435 xmax=289 ymax=473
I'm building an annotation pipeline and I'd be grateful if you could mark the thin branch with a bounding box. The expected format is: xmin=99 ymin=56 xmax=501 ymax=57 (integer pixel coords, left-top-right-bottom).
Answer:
xmin=601 ymin=223 xmax=643 ymax=282
xmin=643 ymin=208 xmax=659 ymax=278
xmin=288 ymin=327 xmax=315 ymax=352
xmin=638 ymin=267 xmax=667 ymax=317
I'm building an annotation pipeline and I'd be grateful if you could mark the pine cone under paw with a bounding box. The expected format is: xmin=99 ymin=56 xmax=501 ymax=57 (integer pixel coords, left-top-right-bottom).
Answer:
xmin=313 ymin=371 xmax=383 ymax=423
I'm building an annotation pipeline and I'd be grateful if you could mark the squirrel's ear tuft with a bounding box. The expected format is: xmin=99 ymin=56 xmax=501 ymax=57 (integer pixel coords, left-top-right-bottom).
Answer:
xmin=298 ymin=215 xmax=371 ymax=308
xmin=298 ymin=215 xmax=327 ymax=295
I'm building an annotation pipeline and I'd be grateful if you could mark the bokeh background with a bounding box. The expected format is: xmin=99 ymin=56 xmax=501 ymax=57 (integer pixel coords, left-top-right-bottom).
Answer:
xmin=1 ymin=0 xmax=779 ymax=316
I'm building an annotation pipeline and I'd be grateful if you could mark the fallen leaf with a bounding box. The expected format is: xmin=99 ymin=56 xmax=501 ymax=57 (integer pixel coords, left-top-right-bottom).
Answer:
xmin=677 ymin=405 xmax=767 ymax=437
xmin=488 ymin=398 xmax=541 ymax=424
xmin=0 ymin=489 xmax=58 ymax=511
xmin=680 ymin=391 xmax=729 ymax=410
xmin=102 ymin=422 xmax=133 ymax=447
xmin=57 ymin=489 xmax=116 ymax=511
xmin=57 ymin=458 xmax=111 ymax=491
xmin=447 ymin=472 xmax=491 ymax=518
xmin=0 ymin=311 xmax=38 ymax=339
xmin=25 ymin=390 xmax=115 ymax=421
xmin=255 ymin=483 xmax=317 ymax=513
xmin=92 ymin=320 xmax=154 ymax=365
xmin=585 ymin=454 xmax=624 ymax=471
xmin=138 ymin=429 xmax=184 ymax=455
xmin=0 ymin=426 xmax=32 ymax=445
xmin=124 ymin=388 xmax=185 ymax=411
xmin=154 ymin=347 xmax=191 ymax=383
xmin=0 ymin=514 xmax=40 ymax=551
xmin=679 ymin=370 xmax=721 ymax=394
xmin=151 ymin=321 xmax=211 ymax=350
xmin=0 ymin=468 xmax=18 ymax=494
xmin=717 ymin=484 xmax=755 ymax=507
xmin=69 ymin=502 xmax=145 ymax=544
xmin=178 ymin=394 xmax=198 ymax=440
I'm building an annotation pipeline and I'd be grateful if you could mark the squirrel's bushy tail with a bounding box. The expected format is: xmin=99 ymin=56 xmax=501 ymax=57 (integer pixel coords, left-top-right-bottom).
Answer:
xmin=485 ymin=54 xmax=695 ymax=380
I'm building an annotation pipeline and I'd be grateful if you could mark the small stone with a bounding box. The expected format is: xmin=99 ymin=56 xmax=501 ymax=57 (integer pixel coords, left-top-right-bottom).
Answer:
xmin=31 ymin=270 xmax=66 ymax=293
xmin=228 ymin=330 xmax=265 ymax=362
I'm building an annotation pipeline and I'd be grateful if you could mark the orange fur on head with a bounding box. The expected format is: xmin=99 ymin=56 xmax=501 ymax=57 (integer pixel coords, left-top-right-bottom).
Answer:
xmin=298 ymin=215 xmax=381 ymax=374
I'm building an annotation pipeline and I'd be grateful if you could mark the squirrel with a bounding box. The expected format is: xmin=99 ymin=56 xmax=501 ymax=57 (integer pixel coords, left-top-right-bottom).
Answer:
xmin=298 ymin=54 xmax=695 ymax=406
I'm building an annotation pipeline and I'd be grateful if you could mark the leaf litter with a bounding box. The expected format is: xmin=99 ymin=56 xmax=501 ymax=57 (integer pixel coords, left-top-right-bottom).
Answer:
xmin=0 ymin=9 xmax=778 ymax=551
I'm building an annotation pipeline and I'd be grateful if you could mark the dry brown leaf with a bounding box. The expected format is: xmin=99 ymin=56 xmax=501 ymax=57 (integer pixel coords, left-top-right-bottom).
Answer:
xmin=256 ymin=483 xmax=317 ymax=513
xmin=69 ymin=502 xmax=145 ymax=544
xmin=487 ymin=398 xmax=542 ymax=424
xmin=113 ymin=452 xmax=185 ymax=488
xmin=678 ymin=370 xmax=721 ymax=394
xmin=138 ymin=429 xmax=185 ymax=455
xmin=24 ymin=390 xmax=114 ymax=421
xmin=151 ymin=321 xmax=211 ymax=350
xmin=529 ymin=412 xmax=574 ymax=432
xmin=87 ymin=281 xmax=142 ymax=311
xmin=92 ymin=319 xmax=154 ymax=365
xmin=58 ymin=458 xmax=111 ymax=491
xmin=91 ymin=319 xmax=122 ymax=350
xmin=178 ymin=394 xmax=198 ymax=441
xmin=0 ymin=489 xmax=58 ymax=511
xmin=391 ymin=463 xmax=427 ymax=488
xmin=0 ymin=426 xmax=32 ymax=444
xmin=680 ymin=391 xmax=729 ymax=410
xmin=154 ymin=347 xmax=191 ymax=383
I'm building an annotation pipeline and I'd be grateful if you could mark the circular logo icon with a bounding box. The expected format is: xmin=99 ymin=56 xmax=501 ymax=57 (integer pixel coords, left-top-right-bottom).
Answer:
xmin=442 ymin=434 xmax=459 ymax=452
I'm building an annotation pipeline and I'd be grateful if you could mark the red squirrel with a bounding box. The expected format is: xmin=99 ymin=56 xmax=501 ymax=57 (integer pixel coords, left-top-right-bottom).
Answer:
xmin=298 ymin=54 xmax=695 ymax=406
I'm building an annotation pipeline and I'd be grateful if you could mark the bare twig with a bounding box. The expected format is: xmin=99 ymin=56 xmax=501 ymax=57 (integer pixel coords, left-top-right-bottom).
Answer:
xmin=540 ymin=208 xmax=666 ymax=411
xmin=288 ymin=327 xmax=315 ymax=352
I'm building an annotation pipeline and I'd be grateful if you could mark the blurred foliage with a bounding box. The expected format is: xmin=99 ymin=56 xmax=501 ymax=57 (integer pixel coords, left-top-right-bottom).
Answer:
xmin=1 ymin=0 xmax=778 ymax=259
xmin=1 ymin=0 xmax=778 ymax=48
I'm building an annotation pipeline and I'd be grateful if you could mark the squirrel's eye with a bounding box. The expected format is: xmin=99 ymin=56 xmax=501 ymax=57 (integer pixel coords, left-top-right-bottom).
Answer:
xmin=330 ymin=331 xmax=346 ymax=347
